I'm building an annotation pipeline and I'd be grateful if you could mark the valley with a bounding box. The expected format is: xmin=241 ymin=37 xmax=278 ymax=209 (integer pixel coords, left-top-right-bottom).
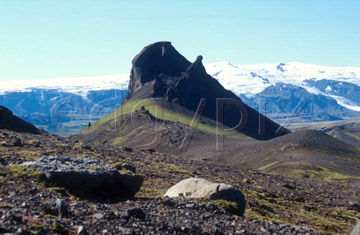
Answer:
xmin=1 ymin=41 xmax=360 ymax=234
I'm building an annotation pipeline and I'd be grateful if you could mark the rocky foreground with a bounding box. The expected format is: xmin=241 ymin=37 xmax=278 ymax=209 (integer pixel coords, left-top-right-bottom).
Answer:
xmin=0 ymin=129 xmax=359 ymax=234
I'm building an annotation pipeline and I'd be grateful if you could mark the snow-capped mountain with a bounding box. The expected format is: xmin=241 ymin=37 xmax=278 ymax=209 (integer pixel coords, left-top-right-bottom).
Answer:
xmin=0 ymin=75 xmax=129 ymax=136
xmin=0 ymin=74 xmax=129 ymax=97
xmin=206 ymin=62 xmax=360 ymax=112
xmin=1 ymin=62 xmax=360 ymax=135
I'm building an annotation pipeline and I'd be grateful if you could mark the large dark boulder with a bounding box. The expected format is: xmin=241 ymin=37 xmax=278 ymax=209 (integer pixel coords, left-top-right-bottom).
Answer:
xmin=22 ymin=156 xmax=143 ymax=200
xmin=124 ymin=42 xmax=290 ymax=140
xmin=0 ymin=106 xmax=41 ymax=134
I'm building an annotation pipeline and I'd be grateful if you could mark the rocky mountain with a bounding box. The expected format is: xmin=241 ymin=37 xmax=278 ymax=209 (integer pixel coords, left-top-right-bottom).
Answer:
xmin=206 ymin=61 xmax=360 ymax=121
xmin=0 ymin=41 xmax=359 ymax=234
xmin=76 ymin=41 xmax=290 ymax=154
xmin=74 ymin=42 xmax=360 ymax=184
xmin=122 ymin=41 xmax=289 ymax=140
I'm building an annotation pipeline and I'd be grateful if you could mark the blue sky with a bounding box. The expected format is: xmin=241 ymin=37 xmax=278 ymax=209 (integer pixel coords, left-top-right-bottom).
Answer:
xmin=0 ymin=0 xmax=359 ymax=81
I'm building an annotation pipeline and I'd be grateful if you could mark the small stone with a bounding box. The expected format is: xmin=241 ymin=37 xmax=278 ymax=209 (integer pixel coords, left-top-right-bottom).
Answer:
xmin=93 ymin=213 xmax=104 ymax=220
xmin=242 ymin=178 xmax=251 ymax=184
xmin=29 ymin=187 xmax=37 ymax=194
xmin=9 ymin=137 xmax=22 ymax=147
xmin=77 ymin=226 xmax=87 ymax=234
xmin=56 ymin=199 xmax=68 ymax=217
xmin=15 ymin=228 xmax=23 ymax=234
xmin=349 ymin=202 xmax=360 ymax=212
xmin=207 ymin=203 xmax=218 ymax=211
xmin=121 ymin=163 xmax=136 ymax=173
xmin=125 ymin=208 xmax=146 ymax=220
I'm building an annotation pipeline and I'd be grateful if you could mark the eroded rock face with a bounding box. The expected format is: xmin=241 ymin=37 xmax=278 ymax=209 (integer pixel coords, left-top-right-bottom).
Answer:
xmin=22 ymin=156 xmax=143 ymax=200
xmin=164 ymin=177 xmax=246 ymax=216
xmin=125 ymin=41 xmax=191 ymax=101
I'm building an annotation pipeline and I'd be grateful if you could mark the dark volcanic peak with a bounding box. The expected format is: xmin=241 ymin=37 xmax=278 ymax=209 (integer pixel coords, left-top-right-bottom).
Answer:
xmin=124 ymin=42 xmax=290 ymax=140
xmin=125 ymin=41 xmax=191 ymax=101
xmin=0 ymin=105 xmax=41 ymax=134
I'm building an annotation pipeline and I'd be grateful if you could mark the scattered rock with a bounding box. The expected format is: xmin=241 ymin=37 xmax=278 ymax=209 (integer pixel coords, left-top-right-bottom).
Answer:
xmin=121 ymin=146 xmax=133 ymax=152
xmin=123 ymin=208 xmax=146 ymax=220
xmin=121 ymin=163 xmax=136 ymax=174
xmin=242 ymin=178 xmax=251 ymax=184
xmin=164 ymin=178 xmax=246 ymax=216
xmin=9 ymin=137 xmax=22 ymax=147
xmin=22 ymin=156 xmax=143 ymax=200
xmin=77 ymin=225 xmax=87 ymax=234
xmin=93 ymin=213 xmax=105 ymax=220
xmin=349 ymin=202 xmax=360 ymax=212
xmin=82 ymin=145 xmax=92 ymax=151
xmin=56 ymin=199 xmax=68 ymax=217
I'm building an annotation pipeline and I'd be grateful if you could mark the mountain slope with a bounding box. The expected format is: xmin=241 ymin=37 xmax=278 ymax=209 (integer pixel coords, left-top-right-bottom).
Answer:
xmin=73 ymin=42 xmax=360 ymax=183
xmin=75 ymin=42 xmax=289 ymax=150
xmin=222 ymin=129 xmax=360 ymax=180
xmin=0 ymin=106 xmax=42 ymax=134
xmin=323 ymin=120 xmax=360 ymax=147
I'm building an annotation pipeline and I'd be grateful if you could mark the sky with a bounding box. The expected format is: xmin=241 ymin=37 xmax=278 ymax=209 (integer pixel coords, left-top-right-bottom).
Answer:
xmin=0 ymin=0 xmax=359 ymax=81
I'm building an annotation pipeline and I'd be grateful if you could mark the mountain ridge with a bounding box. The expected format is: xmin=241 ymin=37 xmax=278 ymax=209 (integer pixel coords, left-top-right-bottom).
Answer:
xmin=1 ymin=61 xmax=360 ymax=135
xmin=121 ymin=41 xmax=289 ymax=140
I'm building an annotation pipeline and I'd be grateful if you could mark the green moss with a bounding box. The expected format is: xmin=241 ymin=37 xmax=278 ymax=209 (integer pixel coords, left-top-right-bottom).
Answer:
xmin=0 ymin=203 xmax=15 ymax=209
xmin=85 ymin=166 xmax=97 ymax=170
xmin=111 ymin=162 xmax=122 ymax=170
xmin=343 ymin=130 xmax=360 ymax=141
xmin=269 ymin=162 xmax=357 ymax=181
xmin=153 ymin=163 xmax=192 ymax=175
xmin=165 ymin=163 xmax=191 ymax=174
xmin=15 ymin=150 xmax=41 ymax=161
xmin=8 ymin=165 xmax=45 ymax=181
xmin=243 ymin=187 xmax=358 ymax=234
xmin=210 ymin=199 xmax=241 ymax=215
xmin=51 ymin=222 xmax=68 ymax=234
xmin=135 ymin=187 xmax=164 ymax=199
xmin=0 ymin=167 xmax=8 ymax=176
xmin=47 ymin=187 xmax=69 ymax=197
xmin=257 ymin=161 xmax=280 ymax=171
xmin=111 ymin=127 xmax=147 ymax=144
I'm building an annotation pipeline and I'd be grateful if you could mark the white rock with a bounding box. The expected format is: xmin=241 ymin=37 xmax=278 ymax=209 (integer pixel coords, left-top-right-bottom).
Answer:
xmin=350 ymin=221 xmax=360 ymax=235
xmin=164 ymin=177 xmax=246 ymax=216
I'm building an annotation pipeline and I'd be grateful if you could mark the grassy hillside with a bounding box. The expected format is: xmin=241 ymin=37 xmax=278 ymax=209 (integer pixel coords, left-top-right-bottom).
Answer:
xmin=76 ymin=100 xmax=360 ymax=182
xmin=81 ymin=98 xmax=252 ymax=140
xmin=223 ymin=129 xmax=360 ymax=181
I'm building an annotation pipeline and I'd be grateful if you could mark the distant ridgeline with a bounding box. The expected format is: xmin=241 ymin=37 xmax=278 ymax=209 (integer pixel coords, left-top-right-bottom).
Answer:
xmin=1 ymin=49 xmax=360 ymax=135
xmin=0 ymin=89 xmax=127 ymax=136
